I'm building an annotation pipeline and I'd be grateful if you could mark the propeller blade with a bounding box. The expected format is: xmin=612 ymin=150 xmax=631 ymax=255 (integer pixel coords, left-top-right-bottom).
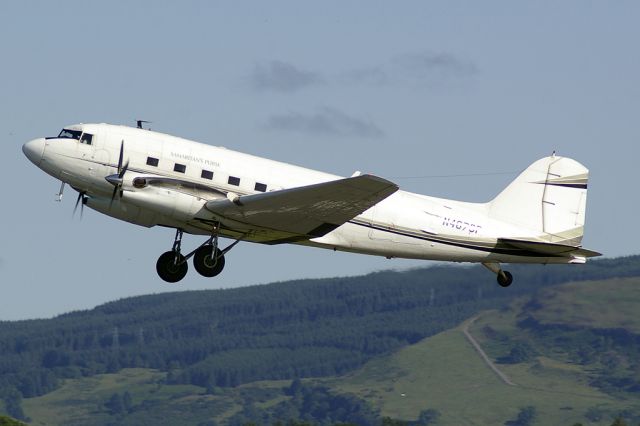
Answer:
xmin=119 ymin=159 xmax=129 ymax=179
xmin=107 ymin=140 xmax=128 ymax=210
xmin=73 ymin=192 xmax=88 ymax=219
xmin=110 ymin=186 xmax=119 ymax=209
xmin=73 ymin=192 xmax=83 ymax=217
xmin=117 ymin=140 xmax=124 ymax=173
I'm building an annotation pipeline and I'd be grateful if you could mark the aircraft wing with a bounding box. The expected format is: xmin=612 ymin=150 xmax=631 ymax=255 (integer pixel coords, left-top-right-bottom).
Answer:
xmin=204 ymin=174 xmax=398 ymax=242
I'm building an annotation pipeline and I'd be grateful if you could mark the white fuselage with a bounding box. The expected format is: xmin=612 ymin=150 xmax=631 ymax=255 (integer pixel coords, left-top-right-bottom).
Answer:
xmin=23 ymin=123 xmax=573 ymax=265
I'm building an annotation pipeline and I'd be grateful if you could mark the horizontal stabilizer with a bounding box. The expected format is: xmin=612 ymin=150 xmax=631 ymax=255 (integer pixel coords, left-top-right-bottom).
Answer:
xmin=499 ymin=238 xmax=602 ymax=258
xmin=205 ymin=174 xmax=398 ymax=240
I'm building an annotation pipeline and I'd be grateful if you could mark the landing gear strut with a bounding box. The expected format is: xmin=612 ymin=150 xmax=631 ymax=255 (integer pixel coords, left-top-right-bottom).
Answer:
xmin=482 ymin=262 xmax=513 ymax=288
xmin=155 ymin=225 xmax=241 ymax=283
xmin=156 ymin=229 xmax=189 ymax=283
xmin=192 ymin=223 xmax=240 ymax=278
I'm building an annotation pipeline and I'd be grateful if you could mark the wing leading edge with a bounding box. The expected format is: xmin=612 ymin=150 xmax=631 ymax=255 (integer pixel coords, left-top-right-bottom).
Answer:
xmin=204 ymin=174 xmax=399 ymax=242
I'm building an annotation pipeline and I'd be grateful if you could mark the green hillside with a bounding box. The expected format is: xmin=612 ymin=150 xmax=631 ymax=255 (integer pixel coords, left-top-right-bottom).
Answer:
xmin=3 ymin=256 xmax=640 ymax=424
xmin=22 ymin=368 xmax=251 ymax=426
xmin=470 ymin=280 xmax=640 ymax=425
xmin=329 ymin=318 xmax=632 ymax=426
xmin=0 ymin=416 xmax=26 ymax=426
xmin=19 ymin=274 xmax=640 ymax=426
xmin=527 ymin=277 xmax=640 ymax=333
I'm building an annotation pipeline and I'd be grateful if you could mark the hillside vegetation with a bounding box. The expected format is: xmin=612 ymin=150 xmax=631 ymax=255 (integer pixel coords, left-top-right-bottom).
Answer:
xmin=329 ymin=317 xmax=634 ymax=426
xmin=527 ymin=277 xmax=640 ymax=333
xmin=2 ymin=255 xmax=640 ymax=424
xmin=0 ymin=416 xmax=26 ymax=426
xmin=501 ymin=281 xmax=640 ymax=397
xmin=470 ymin=280 xmax=640 ymax=425
xmin=21 ymin=275 xmax=640 ymax=425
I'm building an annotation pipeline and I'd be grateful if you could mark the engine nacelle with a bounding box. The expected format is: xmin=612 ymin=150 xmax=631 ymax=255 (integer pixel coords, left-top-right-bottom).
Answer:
xmin=86 ymin=196 xmax=159 ymax=227
xmin=87 ymin=184 xmax=208 ymax=228
xmin=120 ymin=186 xmax=206 ymax=223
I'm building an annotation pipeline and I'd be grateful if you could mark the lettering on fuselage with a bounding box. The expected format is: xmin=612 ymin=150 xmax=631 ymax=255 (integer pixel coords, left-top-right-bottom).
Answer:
xmin=170 ymin=152 xmax=220 ymax=168
xmin=442 ymin=217 xmax=482 ymax=235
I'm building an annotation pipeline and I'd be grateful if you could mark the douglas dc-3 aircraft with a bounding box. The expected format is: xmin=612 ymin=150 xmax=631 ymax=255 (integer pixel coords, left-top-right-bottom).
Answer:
xmin=22 ymin=123 xmax=600 ymax=286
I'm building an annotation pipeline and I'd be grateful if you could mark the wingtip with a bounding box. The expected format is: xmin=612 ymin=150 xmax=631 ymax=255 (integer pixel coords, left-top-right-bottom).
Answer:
xmin=358 ymin=173 xmax=399 ymax=189
xmin=574 ymin=247 xmax=602 ymax=258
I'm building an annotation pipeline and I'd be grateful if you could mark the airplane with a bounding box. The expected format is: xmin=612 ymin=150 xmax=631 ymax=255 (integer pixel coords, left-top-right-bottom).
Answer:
xmin=22 ymin=123 xmax=600 ymax=286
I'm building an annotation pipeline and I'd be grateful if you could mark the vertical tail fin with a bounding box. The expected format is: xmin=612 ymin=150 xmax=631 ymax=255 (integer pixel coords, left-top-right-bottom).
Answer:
xmin=489 ymin=155 xmax=589 ymax=245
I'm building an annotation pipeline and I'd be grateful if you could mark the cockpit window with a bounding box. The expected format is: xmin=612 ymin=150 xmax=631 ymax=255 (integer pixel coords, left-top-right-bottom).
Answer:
xmin=58 ymin=129 xmax=82 ymax=140
xmin=80 ymin=133 xmax=93 ymax=145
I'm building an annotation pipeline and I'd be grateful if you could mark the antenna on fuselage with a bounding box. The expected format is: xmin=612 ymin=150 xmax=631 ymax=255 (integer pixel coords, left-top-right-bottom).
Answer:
xmin=136 ymin=119 xmax=151 ymax=130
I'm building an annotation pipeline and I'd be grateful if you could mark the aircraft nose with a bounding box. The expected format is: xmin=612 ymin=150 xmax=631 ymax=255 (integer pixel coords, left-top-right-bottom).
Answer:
xmin=22 ymin=138 xmax=46 ymax=165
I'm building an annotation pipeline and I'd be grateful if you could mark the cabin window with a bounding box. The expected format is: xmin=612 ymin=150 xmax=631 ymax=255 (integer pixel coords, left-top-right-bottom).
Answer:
xmin=174 ymin=163 xmax=186 ymax=173
xmin=57 ymin=129 xmax=82 ymax=140
xmin=146 ymin=157 xmax=159 ymax=167
xmin=201 ymin=170 xmax=213 ymax=180
xmin=254 ymin=182 xmax=267 ymax=192
xmin=228 ymin=176 xmax=240 ymax=186
xmin=80 ymin=133 xmax=93 ymax=145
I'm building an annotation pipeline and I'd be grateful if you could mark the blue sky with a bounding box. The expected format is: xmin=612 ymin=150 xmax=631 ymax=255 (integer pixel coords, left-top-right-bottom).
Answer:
xmin=1 ymin=1 xmax=638 ymax=320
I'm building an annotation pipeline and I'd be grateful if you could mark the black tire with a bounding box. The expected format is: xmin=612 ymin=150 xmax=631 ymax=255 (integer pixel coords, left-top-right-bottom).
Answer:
xmin=156 ymin=251 xmax=188 ymax=283
xmin=497 ymin=270 xmax=513 ymax=288
xmin=193 ymin=245 xmax=225 ymax=277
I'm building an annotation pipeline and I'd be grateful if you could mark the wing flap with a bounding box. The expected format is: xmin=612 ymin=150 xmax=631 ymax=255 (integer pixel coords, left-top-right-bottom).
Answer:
xmin=205 ymin=174 xmax=398 ymax=238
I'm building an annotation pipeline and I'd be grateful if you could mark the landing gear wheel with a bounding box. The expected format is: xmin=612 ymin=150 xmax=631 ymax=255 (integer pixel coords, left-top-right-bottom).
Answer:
xmin=156 ymin=251 xmax=188 ymax=283
xmin=497 ymin=270 xmax=513 ymax=288
xmin=193 ymin=245 xmax=225 ymax=277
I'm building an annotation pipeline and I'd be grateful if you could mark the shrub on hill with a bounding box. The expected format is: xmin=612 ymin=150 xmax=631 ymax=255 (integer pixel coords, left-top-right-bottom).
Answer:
xmin=0 ymin=416 xmax=26 ymax=426
xmin=228 ymin=381 xmax=379 ymax=426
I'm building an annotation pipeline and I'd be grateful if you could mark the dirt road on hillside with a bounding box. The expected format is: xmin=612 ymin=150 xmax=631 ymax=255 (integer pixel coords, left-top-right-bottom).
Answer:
xmin=462 ymin=315 xmax=517 ymax=387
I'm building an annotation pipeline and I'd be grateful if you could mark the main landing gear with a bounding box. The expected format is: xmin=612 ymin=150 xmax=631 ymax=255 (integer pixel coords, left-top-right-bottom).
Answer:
xmin=156 ymin=226 xmax=240 ymax=283
xmin=482 ymin=262 xmax=513 ymax=288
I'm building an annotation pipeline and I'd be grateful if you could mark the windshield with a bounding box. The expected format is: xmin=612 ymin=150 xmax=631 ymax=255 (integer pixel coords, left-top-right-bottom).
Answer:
xmin=57 ymin=129 xmax=82 ymax=140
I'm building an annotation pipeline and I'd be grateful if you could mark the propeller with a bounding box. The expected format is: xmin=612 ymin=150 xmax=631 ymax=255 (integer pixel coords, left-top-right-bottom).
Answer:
xmin=73 ymin=191 xmax=88 ymax=219
xmin=105 ymin=140 xmax=129 ymax=208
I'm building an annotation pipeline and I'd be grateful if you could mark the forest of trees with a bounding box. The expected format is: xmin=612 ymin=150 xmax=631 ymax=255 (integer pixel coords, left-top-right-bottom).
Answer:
xmin=226 ymin=380 xmax=441 ymax=425
xmin=1 ymin=255 xmax=640 ymax=422
xmin=227 ymin=380 xmax=380 ymax=425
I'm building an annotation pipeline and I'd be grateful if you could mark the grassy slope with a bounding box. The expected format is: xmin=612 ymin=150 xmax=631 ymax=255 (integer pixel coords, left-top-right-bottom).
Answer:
xmin=23 ymin=369 xmax=209 ymax=426
xmin=467 ymin=278 xmax=640 ymax=425
xmin=529 ymin=277 xmax=640 ymax=333
xmin=329 ymin=277 xmax=640 ymax=425
xmin=0 ymin=416 xmax=27 ymax=426
xmin=22 ymin=368 xmax=288 ymax=426
xmin=329 ymin=315 xmax=634 ymax=426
